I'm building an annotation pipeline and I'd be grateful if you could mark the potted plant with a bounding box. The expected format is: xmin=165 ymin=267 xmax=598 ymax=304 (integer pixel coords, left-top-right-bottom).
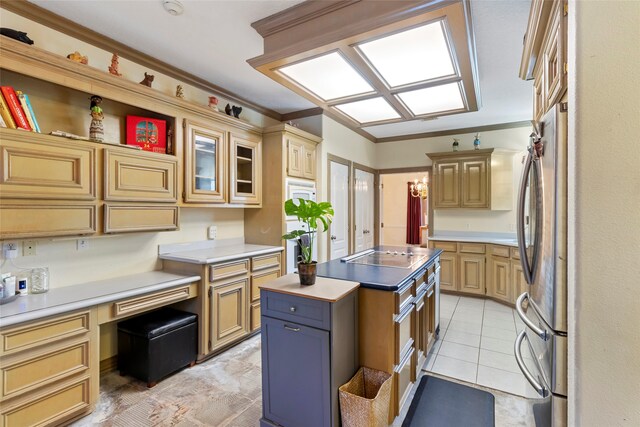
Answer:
xmin=282 ymin=198 xmax=334 ymax=285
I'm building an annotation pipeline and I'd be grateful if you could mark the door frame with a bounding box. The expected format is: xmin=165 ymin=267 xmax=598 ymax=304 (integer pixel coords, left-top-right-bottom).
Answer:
xmin=327 ymin=154 xmax=352 ymax=260
xmin=378 ymin=166 xmax=434 ymax=240
xmin=353 ymin=162 xmax=380 ymax=250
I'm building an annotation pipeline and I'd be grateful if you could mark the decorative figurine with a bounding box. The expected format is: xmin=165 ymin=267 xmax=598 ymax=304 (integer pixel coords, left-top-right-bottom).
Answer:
xmin=139 ymin=72 xmax=154 ymax=87
xmin=176 ymin=85 xmax=185 ymax=98
xmin=224 ymin=103 xmax=232 ymax=116
xmin=473 ymin=133 xmax=481 ymax=150
xmin=232 ymin=105 xmax=242 ymax=119
xmin=208 ymin=96 xmax=218 ymax=111
xmin=108 ymin=53 xmax=122 ymax=76
xmin=89 ymin=95 xmax=104 ymax=142
xmin=452 ymin=138 xmax=459 ymax=152
xmin=0 ymin=28 xmax=34 ymax=45
xmin=67 ymin=51 xmax=88 ymax=65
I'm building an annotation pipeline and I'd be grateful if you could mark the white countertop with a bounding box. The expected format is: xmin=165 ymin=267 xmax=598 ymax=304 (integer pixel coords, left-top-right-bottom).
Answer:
xmin=0 ymin=271 xmax=201 ymax=328
xmin=158 ymin=239 xmax=284 ymax=264
xmin=429 ymin=232 xmax=519 ymax=247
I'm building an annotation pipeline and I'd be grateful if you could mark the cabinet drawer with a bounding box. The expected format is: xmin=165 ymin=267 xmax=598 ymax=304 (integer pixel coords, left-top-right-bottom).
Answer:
xmin=104 ymin=149 xmax=178 ymax=202
xmin=252 ymin=252 xmax=281 ymax=272
xmin=262 ymin=291 xmax=330 ymax=330
xmin=0 ymin=137 xmax=96 ymax=200
xmin=210 ymin=259 xmax=249 ymax=282
xmin=395 ymin=305 xmax=415 ymax=365
xmin=1 ymin=340 xmax=90 ymax=400
xmin=0 ymin=376 xmax=90 ymax=427
xmin=395 ymin=281 xmax=414 ymax=314
xmin=103 ymin=204 xmax=179 ymax=233
xmin=250 ymin=302 xmax=261 ymax=332
xmin=1 ymin=311 xmax=91 ymax=356
xmin=459 ymin=242 xmax=486 ymax=254
xmin=510 ymin=247 xmax=520 ymax=260
xmin=0 ymin=204 xmax=96 ymax=239
xmin=491 ymin=245 xmax=510 ymax=258
xmin=251 ymin=269 xmax=280 ymax=302
xmin=97 ymin=283 xmax=197 ymax=324
xmin=432 ymin=241 xmax=457 ymax=252
xmin=394 ymin=346 xmax=415 ymax=415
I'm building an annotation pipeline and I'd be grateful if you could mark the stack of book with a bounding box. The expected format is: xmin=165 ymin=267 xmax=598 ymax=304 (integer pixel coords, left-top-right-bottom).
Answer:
xmin=0 ymin=86 xmax=41 ymax=132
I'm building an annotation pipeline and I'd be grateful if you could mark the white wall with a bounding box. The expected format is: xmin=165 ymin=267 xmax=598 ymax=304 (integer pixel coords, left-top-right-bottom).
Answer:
xmin=316 ymin=116 xmax=377 ymax=261
xmin=569 ymin=2 xmax=640 ymax=425
xmin=377 ymin=127 xmax=530 ymax=233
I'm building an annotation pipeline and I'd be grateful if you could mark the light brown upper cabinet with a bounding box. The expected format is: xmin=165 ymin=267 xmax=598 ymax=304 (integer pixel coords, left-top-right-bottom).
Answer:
xmin=287 ymin=135 xmax=317 ymax=180
xmin=520 ymin=0 xmax=567 ymax=119
xmin=184 ymin=120 xmax=227 ymax=204
xmin=427 ymin=149 xmax=513 ymax=210
xmin=230 ymin=132 xmax=261 ymax=205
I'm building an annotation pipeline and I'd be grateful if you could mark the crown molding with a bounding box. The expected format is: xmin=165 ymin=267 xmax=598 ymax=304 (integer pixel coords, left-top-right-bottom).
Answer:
xmin=1 ymin=0 xmax=283 ymax=121
xmin=280 ymin=107 xmax=323 ymax=121
xmin=375 ymin=120 xmax=531 ymax=143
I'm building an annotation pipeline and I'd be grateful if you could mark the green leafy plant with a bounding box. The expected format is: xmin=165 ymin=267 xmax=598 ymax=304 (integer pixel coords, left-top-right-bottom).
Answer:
xmin=281 ymin=198 xmax=334 ymax=264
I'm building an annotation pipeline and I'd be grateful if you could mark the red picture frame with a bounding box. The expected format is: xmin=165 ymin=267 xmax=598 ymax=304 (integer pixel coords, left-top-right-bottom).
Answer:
xmin=126 ymin=115 xmax=167 ymax=153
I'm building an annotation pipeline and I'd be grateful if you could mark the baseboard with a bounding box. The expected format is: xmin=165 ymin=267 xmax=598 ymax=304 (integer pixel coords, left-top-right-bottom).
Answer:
xmin=100 ymin=355 xmax=118 ymax=376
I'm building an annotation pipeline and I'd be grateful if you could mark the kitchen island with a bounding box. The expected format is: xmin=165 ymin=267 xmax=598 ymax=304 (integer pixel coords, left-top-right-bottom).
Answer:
xmin=316 ymin=245 xmax=442 ymax=422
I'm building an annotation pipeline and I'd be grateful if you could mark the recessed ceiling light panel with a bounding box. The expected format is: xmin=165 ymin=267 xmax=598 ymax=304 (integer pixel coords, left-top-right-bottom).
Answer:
xmin=334 ymin=97 xmax=401 ymax=124
xmin=397 ymin=82 xmax=465 ymax=116
xmin=357 ymin=20 xmax=456 ymax=88
xmin=278 ymin=52 xmax=374 ymax=101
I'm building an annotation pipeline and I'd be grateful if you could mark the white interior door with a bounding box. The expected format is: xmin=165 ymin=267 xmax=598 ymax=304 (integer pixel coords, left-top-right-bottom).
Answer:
xmin=355 ymin=168 xmax=375 ymax=251
xmin=329 ymin=161 xmax=349 ymax=260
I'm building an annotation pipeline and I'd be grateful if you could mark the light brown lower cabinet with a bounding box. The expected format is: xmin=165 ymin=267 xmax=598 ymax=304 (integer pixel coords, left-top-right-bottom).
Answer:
xmin=163 ymin=251 xmax=282 ymax=359
xmin=487 ymin=256 xmax=512 ymax=303
xmin=0 ymin=309 xmax=99 ymax=427
xmin=429 ymin=240 xmax=526 ymax=306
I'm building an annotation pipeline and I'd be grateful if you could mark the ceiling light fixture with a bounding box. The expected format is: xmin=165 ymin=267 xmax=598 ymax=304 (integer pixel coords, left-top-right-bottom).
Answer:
xmin=163 ymin=0 xmax=184 ymax=16
xmin=334 ymin=97 xmax=400 ymax=124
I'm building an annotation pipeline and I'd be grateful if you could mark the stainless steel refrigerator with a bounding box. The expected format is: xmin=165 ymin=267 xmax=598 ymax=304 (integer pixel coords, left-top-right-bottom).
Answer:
xmin=514 ymin=102 xmax=568 ymax=426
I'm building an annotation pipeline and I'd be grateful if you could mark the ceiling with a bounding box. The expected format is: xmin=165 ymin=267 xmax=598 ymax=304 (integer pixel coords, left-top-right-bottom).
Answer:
xmin=29 ymin=0 xmax=532 ymax=141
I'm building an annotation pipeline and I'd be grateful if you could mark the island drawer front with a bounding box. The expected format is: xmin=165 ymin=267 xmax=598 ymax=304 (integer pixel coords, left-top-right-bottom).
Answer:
xmin=432 ymin=241 xmax=457 ymax=252
xmin=0 ymin=311 xmax=91 ymax=357
xmin=251 ymin=269 xmax=280 ymax=302
xmin=395 ymin=304 xmax=415 ymax=365
xmin=261 ymin=291 xmax=331 ymax=330
xmin=394 ymin=346 xmax=415 ymax=416
xmin=396 ymin=282 xmax=415 ymax=314
xmin=210 ymin=259 xmax=249 ymax=282
xmin=459 ymin=243 xmax=486 ymax=254
xmin=510 ymin=247 xmax=520 ymax=259
xmin=252 ymin=253 xmax=281 ymax=272
xmin=491 ymin=245 xmax=510 ymax=258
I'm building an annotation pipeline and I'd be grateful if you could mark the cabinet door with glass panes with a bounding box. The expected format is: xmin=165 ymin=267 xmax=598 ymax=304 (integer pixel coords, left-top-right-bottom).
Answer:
xmin=184 ymin=120 xmax=227 ymax=203
xmin=229 ymin=132 xmax=261 ymax=205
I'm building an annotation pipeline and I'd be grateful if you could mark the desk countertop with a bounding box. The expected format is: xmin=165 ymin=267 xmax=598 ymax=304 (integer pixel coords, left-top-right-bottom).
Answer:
xmin=0 ymin=271 xmax=201 ymax=328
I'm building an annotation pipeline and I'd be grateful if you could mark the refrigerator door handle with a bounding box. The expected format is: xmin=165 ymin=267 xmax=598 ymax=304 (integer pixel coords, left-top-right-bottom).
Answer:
xmin=515 ymin=330 xmax=549 ymax=398
xmin=516 ymin=292 xmax=549 ymax=340
xmin=517 ymin=150 xmax=534 ymax=284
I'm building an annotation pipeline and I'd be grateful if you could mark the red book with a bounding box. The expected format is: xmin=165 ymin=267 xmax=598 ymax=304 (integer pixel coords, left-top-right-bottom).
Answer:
xmin=0 ymin=86 xmax=31 ymax=131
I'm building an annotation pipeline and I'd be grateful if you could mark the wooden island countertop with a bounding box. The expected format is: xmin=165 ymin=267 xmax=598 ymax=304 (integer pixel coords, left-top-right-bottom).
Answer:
xmin=258 ymin=273 xmax=359 ymax=302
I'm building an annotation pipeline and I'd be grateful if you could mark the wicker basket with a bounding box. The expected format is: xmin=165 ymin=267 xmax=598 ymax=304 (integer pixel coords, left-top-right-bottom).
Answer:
xmin=339 ymin=367 xmax=392 ymax=427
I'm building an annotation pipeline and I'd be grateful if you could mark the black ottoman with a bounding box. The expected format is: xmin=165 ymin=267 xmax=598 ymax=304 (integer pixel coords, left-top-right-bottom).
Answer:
xmin=117 ymin=307 xmax=197 ymax=387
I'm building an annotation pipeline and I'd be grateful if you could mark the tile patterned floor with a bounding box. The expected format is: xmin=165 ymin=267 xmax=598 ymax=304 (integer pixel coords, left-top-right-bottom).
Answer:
xmin=71 ymin=295 xmax=539 ymax=426
xmin=426 ymin=294 xmax=540 ymax=399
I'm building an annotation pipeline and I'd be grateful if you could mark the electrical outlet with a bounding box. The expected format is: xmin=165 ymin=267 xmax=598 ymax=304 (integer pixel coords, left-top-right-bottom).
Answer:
xmin=23 ymin=240 xmax=37 ymax=256
xmin=77 ymin=239 xmax=89 ymax=251
xmin=2 ymin=242 xmax=18 ymax=258
xmin=208 ymin=225 xmax=217 ymax=240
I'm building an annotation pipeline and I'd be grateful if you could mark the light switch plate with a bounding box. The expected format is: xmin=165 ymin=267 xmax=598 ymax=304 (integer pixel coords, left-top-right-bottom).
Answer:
xmin=208 ymin=225 xmax=217 ymax=240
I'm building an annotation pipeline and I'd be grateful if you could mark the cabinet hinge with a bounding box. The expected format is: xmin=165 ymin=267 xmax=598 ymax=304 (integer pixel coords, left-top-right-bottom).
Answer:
xmin=381 ymin=222 xmax=384 ymax=228
xmin=182 ymin=119 xmax=187 ymax=129
xmin=208 ymin=287 xmax=212 ymax=297
xmin=208 ymin=340 xmax=212 ymax=351
xmin=564 ymin=62 xmax=568 ymax=74
xmin=563 ymin=2 xmax=568 ymax=16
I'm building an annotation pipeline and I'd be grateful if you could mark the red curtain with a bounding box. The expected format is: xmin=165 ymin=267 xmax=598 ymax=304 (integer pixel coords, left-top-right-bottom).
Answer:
xmin=406 ymin=182 xmax=421 ymax=244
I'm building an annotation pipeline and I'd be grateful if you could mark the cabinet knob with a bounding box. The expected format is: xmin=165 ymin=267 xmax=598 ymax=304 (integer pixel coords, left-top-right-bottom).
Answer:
xmin=290 ymin=306 xmax=296 ymax=312
xmin=330 ymin=235 xmax=337 ymax=240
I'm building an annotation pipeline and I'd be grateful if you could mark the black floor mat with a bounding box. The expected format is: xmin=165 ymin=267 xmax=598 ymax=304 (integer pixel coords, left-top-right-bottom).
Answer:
xmin=402 ymin=375 xmax=495 ymax=427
